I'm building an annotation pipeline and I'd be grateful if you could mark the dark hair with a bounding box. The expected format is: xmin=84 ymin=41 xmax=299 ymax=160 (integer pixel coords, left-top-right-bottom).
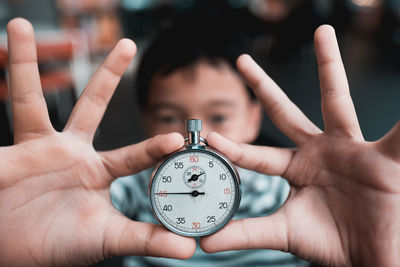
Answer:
xmin=135 ymin=10 xmax=256 ymax=109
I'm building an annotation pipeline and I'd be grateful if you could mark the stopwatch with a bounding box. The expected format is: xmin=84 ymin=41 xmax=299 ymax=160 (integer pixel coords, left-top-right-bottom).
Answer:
xmin=149 ymin=119 xmax=241 ymax=237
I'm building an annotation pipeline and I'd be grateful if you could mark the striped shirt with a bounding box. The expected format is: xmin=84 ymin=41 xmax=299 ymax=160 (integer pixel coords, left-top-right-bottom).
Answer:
xmin=110 ymin=167 xmax=308 ymax=267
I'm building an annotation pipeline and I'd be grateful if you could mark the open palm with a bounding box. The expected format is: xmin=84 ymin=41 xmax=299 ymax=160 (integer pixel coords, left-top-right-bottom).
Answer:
xmin=0 ymin=19 xmax=195 ymax=266
xmin=200 ymin=25 xmax=400 ymax=267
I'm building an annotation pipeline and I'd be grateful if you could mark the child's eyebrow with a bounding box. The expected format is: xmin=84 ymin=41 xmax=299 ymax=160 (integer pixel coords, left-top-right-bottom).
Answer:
xmin=207 ymin=100 xmax=237 ymax=107
xmin=148 ymin=103 xmax=184 ymax=112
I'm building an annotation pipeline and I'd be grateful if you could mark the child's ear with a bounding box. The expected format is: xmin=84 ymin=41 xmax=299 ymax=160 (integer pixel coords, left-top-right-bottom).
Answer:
xmin=245 ymin=101 xmax=263 ymax=143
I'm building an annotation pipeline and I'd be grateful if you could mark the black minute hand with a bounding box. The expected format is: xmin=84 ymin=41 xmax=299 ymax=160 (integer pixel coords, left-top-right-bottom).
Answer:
xmin=188 ymin=172 xmax=205 ymax=182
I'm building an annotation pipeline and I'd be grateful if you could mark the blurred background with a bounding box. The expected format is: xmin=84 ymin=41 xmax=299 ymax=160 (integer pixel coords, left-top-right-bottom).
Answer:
xmin=0 ymin=0 xmax=399 ymax=149
xmin=0 ymin=1 xmax=399 ymax=266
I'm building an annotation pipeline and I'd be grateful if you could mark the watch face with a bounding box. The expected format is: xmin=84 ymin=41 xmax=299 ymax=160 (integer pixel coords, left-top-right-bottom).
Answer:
xmin=150 ymin=148 xmax=241 ymax=237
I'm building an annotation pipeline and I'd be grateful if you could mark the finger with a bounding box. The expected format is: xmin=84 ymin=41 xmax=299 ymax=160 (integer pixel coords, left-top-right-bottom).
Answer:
xmin=64 ymin=39 xmax=136 ymax=141
xmin=237 ymin=54 xmax=321 ymax=145
xmin=200 ymin=212 xmax=287 ymax=253
xmin=104 ymin=214 xmax=196 ymax=259
xmin=378 ymin=121 xmax=400 ymax=160
xmin=207 ymin=132 xmax=294 ymax=178
xmin=314 ymin=25 xmax=363 ymax=139
xmin=201 ymin=189 xmax=349 ymax=266
xmin=100 ymin=133 xmax=184 ymax=180
xmin=200 ymin=192 xmax=347 ymax=265
xmin=7 ymin=18 xmax=53 ymax=143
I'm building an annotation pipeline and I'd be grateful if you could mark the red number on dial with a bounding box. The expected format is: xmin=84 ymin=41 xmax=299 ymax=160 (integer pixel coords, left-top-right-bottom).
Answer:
xmin=189 ymin=155 xmax=199 ymax=163
xmin=192 ymin=222 xmax=201 ymax=229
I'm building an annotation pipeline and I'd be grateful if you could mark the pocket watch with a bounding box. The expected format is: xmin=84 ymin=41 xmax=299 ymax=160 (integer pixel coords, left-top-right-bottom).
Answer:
xmin=149 ymin=119 xmax=241 ymax=237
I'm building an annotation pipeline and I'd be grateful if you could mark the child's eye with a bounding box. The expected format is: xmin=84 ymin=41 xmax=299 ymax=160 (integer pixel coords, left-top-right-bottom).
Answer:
xmin=158 ymin=116 xmax=180 ymax=124
xmin=210 ymin=115 xmax=227 ymax=124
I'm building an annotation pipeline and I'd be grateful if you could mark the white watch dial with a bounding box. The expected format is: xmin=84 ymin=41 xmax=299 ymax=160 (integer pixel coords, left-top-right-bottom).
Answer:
xmin=150 ymin=149 xmax=240 ymax=237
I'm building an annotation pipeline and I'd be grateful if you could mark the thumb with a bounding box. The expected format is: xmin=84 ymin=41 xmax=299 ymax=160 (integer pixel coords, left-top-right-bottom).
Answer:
xmin=200 ymin=212 xmax=288 ymax=253
xmin=104 ymin=214 xmax=196 ymax=259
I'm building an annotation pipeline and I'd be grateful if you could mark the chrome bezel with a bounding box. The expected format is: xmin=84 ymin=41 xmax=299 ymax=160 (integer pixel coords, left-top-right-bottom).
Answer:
xmin=149 ymin=146 xmax=241 ymax=237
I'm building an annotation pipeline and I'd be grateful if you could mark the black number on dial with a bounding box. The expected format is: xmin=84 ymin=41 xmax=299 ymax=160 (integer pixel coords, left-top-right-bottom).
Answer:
xmin=176 ymin=217 xmax=186 ymax=224
xmin=219 ymin=202 xmax=228 ymax=209
xmin=163 ymin=205 xmax=173 ymax=211
xmin=162 ymin=176 xmax=172 ymax=183
xmin=174 ymin=162 xmax=184 ymax=169
xmin=207 ymin=216 xmax=216 ymax=223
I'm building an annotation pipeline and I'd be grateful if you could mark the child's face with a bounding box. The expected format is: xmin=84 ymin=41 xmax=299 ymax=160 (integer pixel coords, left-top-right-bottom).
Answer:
xmin=143 ymin=61 xmax=262 ymax=144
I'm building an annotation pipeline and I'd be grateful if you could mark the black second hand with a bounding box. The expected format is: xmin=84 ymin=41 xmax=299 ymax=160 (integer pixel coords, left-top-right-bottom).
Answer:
xmin=155 ymin=190 xmax=205 ymax=196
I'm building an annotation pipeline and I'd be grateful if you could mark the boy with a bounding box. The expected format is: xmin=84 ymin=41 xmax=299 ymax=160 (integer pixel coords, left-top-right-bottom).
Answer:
xmin=111 ymin=13 xmax=307 ymax=266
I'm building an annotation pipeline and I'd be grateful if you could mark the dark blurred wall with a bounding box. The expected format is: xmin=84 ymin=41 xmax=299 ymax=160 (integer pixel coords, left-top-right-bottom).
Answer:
xmin=0 ymin=0 xmax=58 ymax=29
xmin=1 ymin=0 xmax=399 ymax=149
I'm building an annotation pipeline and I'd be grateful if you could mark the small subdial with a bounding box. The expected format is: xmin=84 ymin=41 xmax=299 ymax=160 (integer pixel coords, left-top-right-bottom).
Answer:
xmin=183 ymin=165 xmax=207 ymax=189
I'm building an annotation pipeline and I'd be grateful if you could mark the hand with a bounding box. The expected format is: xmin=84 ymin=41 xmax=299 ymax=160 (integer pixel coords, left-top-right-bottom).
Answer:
xmin=200 ymin=25 xmax=400 ymax=266
xmin=0 ymin=18 xmax=195 ymax=266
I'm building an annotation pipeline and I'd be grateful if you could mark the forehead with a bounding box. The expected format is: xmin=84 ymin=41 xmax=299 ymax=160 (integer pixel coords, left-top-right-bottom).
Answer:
xmin=147 ymin=61 xmax=250 ymax=106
